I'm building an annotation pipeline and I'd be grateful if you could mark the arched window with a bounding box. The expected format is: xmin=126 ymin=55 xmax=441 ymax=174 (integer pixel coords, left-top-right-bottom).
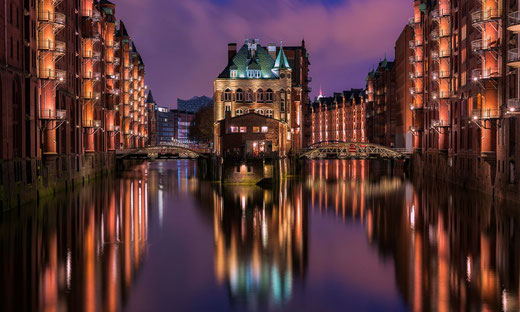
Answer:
xmin=266 ymin=89 xmax=273 ymax=102
xmin=246 ymin=89 xmax=253 ymax=102
xmin=235 ymin=108 xmax=243 ymax=116
xmin=257 ymin=89 xmax=264 ymax=102
xmin=224 ymin=89 xmax=231 ymax=102
xmin=256 ymin=109 xmax=264 ymax=115
xmin=266 ymin=109 xmax=274 ymax=118
xmin=236 ymin=89 xmax=244 ymax=102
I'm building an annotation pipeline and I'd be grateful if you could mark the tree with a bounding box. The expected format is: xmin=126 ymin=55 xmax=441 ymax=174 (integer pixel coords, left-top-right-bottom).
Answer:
xmin=189 ymin=105 xmax=214 ymax=143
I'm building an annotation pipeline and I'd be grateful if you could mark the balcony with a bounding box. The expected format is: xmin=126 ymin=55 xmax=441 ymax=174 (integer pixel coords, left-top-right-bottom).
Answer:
xmin=431 ymin=29 xmax=450 ymax=41
xmin=84 ymin=119 xmax=102 ymax=128
xmin=106 ymin=88 xmax=120 ymax=95
xmin=409 ymin=55 xmax=423 ymax=64
xmin=431 ymin=119 xmax=449 ymax=128
xmin=471 ymin=39 xmax=499 ymax=53
xmin=507 ymin=49 xmax=520 ymax=68
xmin=439 ymin=49 xmax=451 ymax=58
xmin=507 ymin=98 xmax=520 ymax=114
xmin=39 ymin=68 xmax=66 ymax=82
xmin=37 ymin=11 xmax=66 ymax=29
xmin=431 ymin=9 xmax=450 ymax=20
xmin=409 ymin=39 xmax=423 ymax=49
xmin=83 ymin=91 xmax=101 ymax=101
xmin=83 ymin=49 xmax=101 ymax=61
xmin=472 ymin=68 xmax=501 ymax=80
xmin=410 ymin=87 xmax=423 ymax=95
xmin=409 ymin=72 xmax=423 ymax=79
xmin=83 ymin=71 xmax=101 ymax=81
xmin=81 ymin=9 xmax=101 ymax=21
xmin=471 ymin=108 xmax=500 ymax=119
xmin=439 ymin=71 xmax=451 ymax=79
xmin=40 ymin=109 xmax=66 ymax=120
xmin=409 ymin=103 xmax=423 ymax=111
xmin=439 ymin=91 xmax=452 ymax=99
xmin=471 ymin=9 xmax=501 ymax=26
xmin=508 ymin=11 xmax=520 ymax=33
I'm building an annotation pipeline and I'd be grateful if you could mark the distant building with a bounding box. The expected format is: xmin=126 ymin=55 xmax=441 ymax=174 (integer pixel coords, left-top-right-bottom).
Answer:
xmin=171 ymin=110 xmax=195 ymax=143
xmin=156 ymin=107 xmax=176 ymax=145
xmin=146 ymin=91 xmax=158 ymax=146
xmin=177 ymin=96 xmax=213 ymax=113
xmin=309 ymin=89 xmax=367 ymax=145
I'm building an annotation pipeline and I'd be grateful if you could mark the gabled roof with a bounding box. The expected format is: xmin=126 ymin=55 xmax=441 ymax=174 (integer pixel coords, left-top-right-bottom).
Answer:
xmin=119 ymin=20 xmax=129 ymax=37
xmin=218 ymin=42 xmax=277 ymax=79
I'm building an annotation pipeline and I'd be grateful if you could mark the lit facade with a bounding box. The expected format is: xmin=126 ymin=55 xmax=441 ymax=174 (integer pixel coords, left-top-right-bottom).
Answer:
xmin=409 ymin=0 xmax=520 ymax=194
xmin=309 ymin=89 xmax=367 ymax=145
xmin=213 ymin=39 xmax=298 ymax=157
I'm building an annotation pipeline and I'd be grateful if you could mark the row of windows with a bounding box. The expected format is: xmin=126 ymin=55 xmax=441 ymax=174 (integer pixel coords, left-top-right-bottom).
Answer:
xmin=236 ymin=108 xmax=273 ymax=117
xmin=222 ymin=89 xmax=288 ymax=102
xmin=230 ymin=126 xmax=269 ymax=133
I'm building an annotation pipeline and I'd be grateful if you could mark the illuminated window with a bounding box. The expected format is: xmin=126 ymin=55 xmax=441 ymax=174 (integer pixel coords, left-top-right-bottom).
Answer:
xmin=224 ymin=89 xmax=232 ymax=101
xmin=266 ymin=89 xmax=273 ymax=102
xmin=240 ymin=126 xmax=247 ymax=133
xmin=236 ymin=89 xmax=244 ymax=102
xmin=236 ymin=108 xmax=243 ymax=115
xmin=230 ymin=126 xmax=238 ymax=133
xmin=261 ymin=126 xmax=268 ymax=133
xmin=256 ymin=109 xmax=264 ymax=115
xmin=230 ymin=70 xmax=238 ymax=78
xmin=257 ymin=89 xmax=264 ymax=102
xmin=266 ymin=109 xmax=273 ymax=118
xmin=253 ymin=126 xmax=260 ymax=133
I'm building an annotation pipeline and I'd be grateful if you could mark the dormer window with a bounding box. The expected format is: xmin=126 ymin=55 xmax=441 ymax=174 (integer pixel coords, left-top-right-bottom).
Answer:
xmin=247 ymin=70 xmax=261 ymax=78
xmin=230 ymin=70 xmax=238 ymax=78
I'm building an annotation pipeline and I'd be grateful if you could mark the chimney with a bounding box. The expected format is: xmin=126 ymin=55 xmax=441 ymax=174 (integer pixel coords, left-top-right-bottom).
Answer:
xmin=268 ymin=43 xmax=276 ymax=60
xmin=228 ymin=43 xmax=237 ymax=62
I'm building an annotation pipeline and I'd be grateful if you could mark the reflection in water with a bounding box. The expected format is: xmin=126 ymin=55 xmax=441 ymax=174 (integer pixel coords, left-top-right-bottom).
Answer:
xmin=1 ymin=160 xmax=520 ymax=311
xmin=199 ymin=182 xmax=307 ymax=310
xmin=0 ymin=164 xmax=150 ymax=312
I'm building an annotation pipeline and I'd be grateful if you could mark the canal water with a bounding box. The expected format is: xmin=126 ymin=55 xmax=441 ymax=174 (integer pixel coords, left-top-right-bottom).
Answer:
xmin=1 ymin=160 xmax=519 ymax=312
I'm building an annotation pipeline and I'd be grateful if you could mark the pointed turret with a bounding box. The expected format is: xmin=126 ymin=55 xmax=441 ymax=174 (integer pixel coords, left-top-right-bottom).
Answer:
xmin=274 ymin=42 xmax=290 ymax=69
xmin=146 ymin=90 xmax=155 ymax=104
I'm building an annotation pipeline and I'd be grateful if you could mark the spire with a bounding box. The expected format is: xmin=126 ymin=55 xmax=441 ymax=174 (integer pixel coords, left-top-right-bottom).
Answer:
xmin=317 ymin=85 xmax=324 ymax=99
xmin=146 ymin=90 xmax=155 ymax=103
xmin=274 ymin=41 xmax=290 ymax=69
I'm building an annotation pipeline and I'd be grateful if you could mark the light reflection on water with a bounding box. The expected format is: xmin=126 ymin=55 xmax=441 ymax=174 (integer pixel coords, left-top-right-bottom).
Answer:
xmin=0 ymin=160 xmax=519 ymax=312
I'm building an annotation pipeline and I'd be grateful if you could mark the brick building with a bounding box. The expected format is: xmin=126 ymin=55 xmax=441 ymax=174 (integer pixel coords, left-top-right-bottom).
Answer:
xmin=0 ymin=0 xmax=148 ymax=207
xmin=308 ymin=89 xmax=367 ymax=145
xmin=213 ymin=39 xmax=309 ymax=157
xmin=408 ymin=0 xmax=520 ymax=198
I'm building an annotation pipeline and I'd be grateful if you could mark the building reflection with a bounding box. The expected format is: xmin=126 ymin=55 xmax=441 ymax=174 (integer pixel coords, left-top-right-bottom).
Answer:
xmin=305 ymin=159 xmax=520 ymax=312
xmin=0 ymin=164 xmax=151 ymax=312
xmin=196 ymin=181 xmax=307 ymax=310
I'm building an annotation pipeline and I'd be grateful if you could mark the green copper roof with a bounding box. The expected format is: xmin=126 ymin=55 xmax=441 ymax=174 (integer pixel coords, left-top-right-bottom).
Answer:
xmin=218 ymin=41 xmax=278 ymax=79
xmin=274 ymin=43 xmax=290 ymax=69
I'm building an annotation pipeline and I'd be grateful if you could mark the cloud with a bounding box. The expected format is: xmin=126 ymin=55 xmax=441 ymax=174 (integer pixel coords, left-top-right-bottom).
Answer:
xmin=112 ymin=0 xmax=412 ymax=108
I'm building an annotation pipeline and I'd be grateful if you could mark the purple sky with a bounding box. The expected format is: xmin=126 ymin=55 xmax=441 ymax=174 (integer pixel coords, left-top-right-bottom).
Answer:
xmin=112 ymin=0 xmax=412 ymax=109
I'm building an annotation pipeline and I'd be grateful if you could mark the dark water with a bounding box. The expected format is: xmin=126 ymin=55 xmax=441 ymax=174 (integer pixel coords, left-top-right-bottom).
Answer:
xmin=1 ymin=160 xmax=519 ymax=312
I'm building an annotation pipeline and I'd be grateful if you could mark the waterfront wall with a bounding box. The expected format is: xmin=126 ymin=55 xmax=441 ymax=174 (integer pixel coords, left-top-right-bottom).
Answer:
xmin=412 ymin=152 xmax=519 ymax=203
xmin=0 ymin=153 xmax=116 ymax=210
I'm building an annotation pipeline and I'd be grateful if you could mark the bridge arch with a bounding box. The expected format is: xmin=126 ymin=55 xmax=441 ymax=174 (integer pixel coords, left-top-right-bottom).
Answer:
xmin=117 ymin=146 xmax=207 ymax=160
xmin=300 ymin=141 xmax=404 ymax=159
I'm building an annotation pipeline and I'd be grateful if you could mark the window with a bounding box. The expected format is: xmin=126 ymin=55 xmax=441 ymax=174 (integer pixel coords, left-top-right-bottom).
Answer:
xmin=236 ymin=89 xmax=243 ymax=102
xmin=253 ymin=127 xmax=260 ymax=133
xmin=257 ymin=89 xmax=264 ymax=102
xmin=247 ymin=70 xmax=261 ymax=78
xmin=230 ymin=70 xmax=238 ymax=78
xmin=236 ymin=108 xmax=243 ymax=115
xmin=261 ymin=126 xmax=268 ymax=133
xmin=266 ymin=89 xmax=273 ymax=102
xmin=240 ymin=126 xmax=247 ymax=133
xmin=230 ymin=126 xmax=238 ymax=133
xmin=266 ymin=109 xmax=273 ymax=118
xmin=225 ymin=104 xmax=231 ymax=112
xmin=224 ymin=89 xmax=232 ymax=101
xmin=256 ymin=109 xmax=264 ymax=115
xmin=246 ymin=89 xmax=253 ymax=102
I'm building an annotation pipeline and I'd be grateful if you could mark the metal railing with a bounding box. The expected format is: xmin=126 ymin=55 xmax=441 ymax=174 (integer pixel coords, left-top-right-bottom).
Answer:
xmin=39 ymin=68 xmax=66 ymax=81
xmin=508 ymin=49 xmax=520 ymax=64
xmin=508 ymin=11 xmax=520 ymax=29
xmin=38 ymin=40 xmax=66 ymax=54
xmin=471 ymin=9 xmax=501 ymax=25
xmin=83 ymin=71 xmax=101 ymax=80
xmin=83 ymin=119 xmax=102 ymax=128
xmin=471 ymin=39 xmax=499 ymax=52
xmin=507 ymin=99 xmax=520 ymax=113
xmin=472 ymin=68 xmax=501 ymax=80
xmin=431 ymin=119 xmax=449 ymax=128
xmin=40 ymin=109 xmax=66 ymax=120
xmin=83 ymin=49 xmax=101 ymax=59
xmin=37 ymin=11 xmax=66 ymax=26
xmin=472 ymin=108 xmax=500 ymax=119
xmin=82 ymin=91 xmax=101 ymax=100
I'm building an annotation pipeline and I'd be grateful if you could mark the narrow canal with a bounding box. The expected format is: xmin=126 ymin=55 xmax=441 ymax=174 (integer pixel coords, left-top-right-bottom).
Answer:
xmin=1 ymin=160 xmax=519 ymax=312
